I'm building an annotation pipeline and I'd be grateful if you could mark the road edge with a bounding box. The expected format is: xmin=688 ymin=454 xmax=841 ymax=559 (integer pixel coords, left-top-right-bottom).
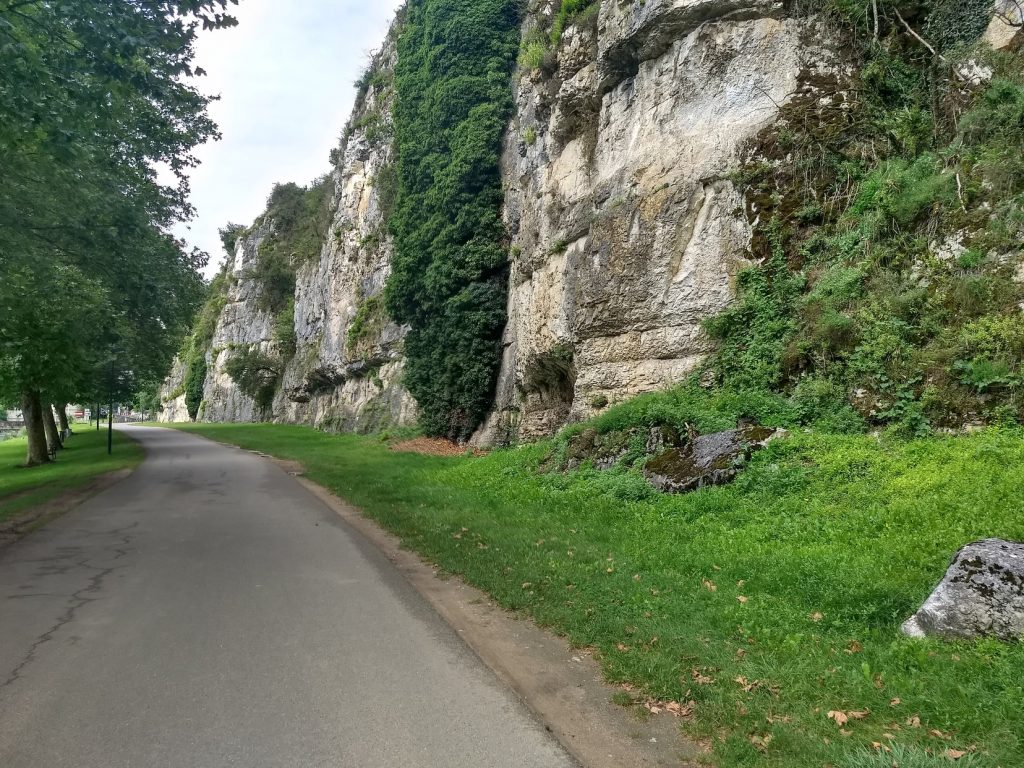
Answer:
xmin=0 ymin=427 xmax=144 ymax=548
xmin=291 ymin=471 xmax=703 ymax=768
xmin=0 ymin=467 xmax=136 ymax=547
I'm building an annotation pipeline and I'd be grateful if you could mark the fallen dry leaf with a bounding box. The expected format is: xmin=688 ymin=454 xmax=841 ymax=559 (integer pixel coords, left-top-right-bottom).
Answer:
xmin=691 ymin=669 xmax=715 ymax=685
xmin=907 ymin=715 xmax=922 ymax=728
xmin=735 ymin=676 xmax=755 ymax=691
xmin=749 ymin=733 xmax=773 ymax=752
xmin=890 ymin=698 xmax=902 ymax=707
xmin=737 ymin=579 xmax=746 ymax=588
xmin=736 ymin=595 xmax=749 ymax=604
xmin=633 ymin=573 xmax=641 ymax=581
xmin=702 ymin=578 xmax=718 ymax=592
xmin=616 ymin=643 xmax=631 ymax=652
xmin=828 ymin=711 xmax=849 ymax=726
xmin=664 ymin=700 xmax=694 ymax=718
xmin=839 ymin=728 xmax=853 ymax=737
xmin=929 ymin=729 xmax=951 ymax=740
xmin=521 ymin=582 xmax=532 ymax=589
xmin=845 ymin=640 xmax=863 ymax=654
xmin=946 ymin=749 xmax=967 ymax=760
xmin=810 ymin=611 xmax=824 ymax=622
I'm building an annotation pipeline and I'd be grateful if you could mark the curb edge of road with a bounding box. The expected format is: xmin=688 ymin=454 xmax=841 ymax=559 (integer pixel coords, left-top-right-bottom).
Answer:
xmin=291 ymin=471 xmax=703 ymax=768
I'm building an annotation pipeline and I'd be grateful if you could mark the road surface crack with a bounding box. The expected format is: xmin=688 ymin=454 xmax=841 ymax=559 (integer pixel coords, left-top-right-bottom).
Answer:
xmin=1 ymin=557 xmax=128 ymax=690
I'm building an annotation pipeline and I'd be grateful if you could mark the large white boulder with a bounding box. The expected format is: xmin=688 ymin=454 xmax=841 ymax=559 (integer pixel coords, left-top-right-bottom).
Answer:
xmin=902 ymin=539 xmax=1024 ymax=641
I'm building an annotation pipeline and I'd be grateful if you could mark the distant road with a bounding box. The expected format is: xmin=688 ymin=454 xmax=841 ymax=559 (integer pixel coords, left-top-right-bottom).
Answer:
xmin=0 ymin=426 xmax=575 ymax=768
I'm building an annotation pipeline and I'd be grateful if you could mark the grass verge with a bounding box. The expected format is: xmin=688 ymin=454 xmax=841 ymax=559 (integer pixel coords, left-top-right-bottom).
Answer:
xmin=166 ymin=421 xmax=1022 ymax=767
xmin=0 ymin=426 xmax=143 ymax=524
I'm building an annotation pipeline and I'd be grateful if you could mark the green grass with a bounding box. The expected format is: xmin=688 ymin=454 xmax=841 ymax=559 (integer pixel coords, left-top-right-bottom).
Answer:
xmin=166 ymin=421 xmax=1022 ymax=767
xmin=0 ymin=426 xmax=143 ymax=523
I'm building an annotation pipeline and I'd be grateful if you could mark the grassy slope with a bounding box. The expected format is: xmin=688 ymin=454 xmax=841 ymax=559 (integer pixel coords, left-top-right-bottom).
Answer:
xmin=0 ymin=426 xmax=143 ymax=523
xmin=168 ymin=422 xmax=1021 ymax=767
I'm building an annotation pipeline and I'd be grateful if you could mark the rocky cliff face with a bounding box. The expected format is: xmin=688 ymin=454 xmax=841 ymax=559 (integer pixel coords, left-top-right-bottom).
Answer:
xmin=161 ymin=31 xmax=415 ymax=430
xmin=273 ymin=32 xmax=416 ymax=433
xmin=476 ymin=0 xmax=840 ymax=442
xmin=161 ymin=0 xmax=840 ymax=438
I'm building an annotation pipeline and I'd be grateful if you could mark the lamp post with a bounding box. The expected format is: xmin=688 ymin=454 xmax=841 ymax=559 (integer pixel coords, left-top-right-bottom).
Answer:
xmin=107 ymin=357 xmax=114 ymax=455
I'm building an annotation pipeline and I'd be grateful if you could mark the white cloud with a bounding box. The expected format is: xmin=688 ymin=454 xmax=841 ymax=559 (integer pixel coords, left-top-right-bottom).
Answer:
xmin=176 ymin=0 xmax=405 ymax=276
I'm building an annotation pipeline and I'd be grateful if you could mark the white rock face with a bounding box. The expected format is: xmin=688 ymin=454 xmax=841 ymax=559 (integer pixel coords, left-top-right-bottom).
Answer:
xmin=272 ymin=32 xmax=417 ymax=433
xmin=158 ymin=356 xmax=190 ymax=423
xmin=160 ymin=31 xmax=416 ymax=432
xmin=475 ymin=0 xmax=837 ymax=443
xmin=203 ymin=222 xmax=278 ymax=423
xmin=986 ymin=0 xmax=1024 ymax=51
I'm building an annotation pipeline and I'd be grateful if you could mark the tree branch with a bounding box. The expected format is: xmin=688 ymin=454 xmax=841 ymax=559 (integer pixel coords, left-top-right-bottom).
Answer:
xmin=893 ymin=9 xmax=945 ymax=62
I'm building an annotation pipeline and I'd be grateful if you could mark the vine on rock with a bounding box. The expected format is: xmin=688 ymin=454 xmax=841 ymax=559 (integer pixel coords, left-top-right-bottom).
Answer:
xmin=385 ymin=0 xmax=521 ymax=440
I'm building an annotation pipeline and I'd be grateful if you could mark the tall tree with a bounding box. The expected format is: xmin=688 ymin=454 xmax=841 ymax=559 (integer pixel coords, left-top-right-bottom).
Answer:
xmin=0 ymin=1 xmax=236 ymax=464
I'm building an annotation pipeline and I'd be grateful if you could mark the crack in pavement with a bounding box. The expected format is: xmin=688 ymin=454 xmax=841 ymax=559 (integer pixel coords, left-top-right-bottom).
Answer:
xmin=1 ymin=526 xmax=137 ymax=691
xmin=1 ymin=560 xmax=125 ymax=690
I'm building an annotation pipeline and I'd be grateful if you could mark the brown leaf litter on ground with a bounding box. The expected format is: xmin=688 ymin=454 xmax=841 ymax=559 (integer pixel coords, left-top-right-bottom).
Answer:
xmin=389 ymin=437 xmax=485 ymax=456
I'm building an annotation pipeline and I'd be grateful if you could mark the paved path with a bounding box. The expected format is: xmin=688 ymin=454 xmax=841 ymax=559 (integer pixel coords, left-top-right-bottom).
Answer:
xmin=0 ymin=426 xmax=575 ymax=768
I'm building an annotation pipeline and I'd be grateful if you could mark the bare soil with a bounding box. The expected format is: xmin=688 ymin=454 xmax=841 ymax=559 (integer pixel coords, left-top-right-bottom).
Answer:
xmin=390 ymin=437 xmax=484 ymax=457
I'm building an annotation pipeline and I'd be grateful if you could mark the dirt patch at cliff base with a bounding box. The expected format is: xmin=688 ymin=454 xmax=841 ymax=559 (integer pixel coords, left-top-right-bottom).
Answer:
xmin=390 ymin=437 xmax=484 ymax=457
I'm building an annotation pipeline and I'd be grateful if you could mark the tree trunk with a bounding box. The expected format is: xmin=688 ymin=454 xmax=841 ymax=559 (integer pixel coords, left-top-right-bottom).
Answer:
xmin=21 ymin=390 xmax=50 ymax=466
xmin=55 ymin=402 xmax=71 ymax=434
xmin=42 ymin=401 xmax=62 ymax=452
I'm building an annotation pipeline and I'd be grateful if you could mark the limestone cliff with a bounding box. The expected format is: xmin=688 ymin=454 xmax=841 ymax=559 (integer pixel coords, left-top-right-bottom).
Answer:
xmin=161 ymin=30 xmax=415 ymax=431
xmin=477 ymin=0 xmax=841 ymax=443
xmin=273 ymin=30 xmax=416 ymax=433
xmin=160 ymin=1 xmax=904 ymax=438
xmin=163 ymin=0 xmax=838 ymax=435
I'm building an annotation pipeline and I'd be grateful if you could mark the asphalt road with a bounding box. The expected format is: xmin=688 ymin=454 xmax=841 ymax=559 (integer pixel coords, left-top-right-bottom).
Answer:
xmin=0 ymin=426 xmax=575 ymax=768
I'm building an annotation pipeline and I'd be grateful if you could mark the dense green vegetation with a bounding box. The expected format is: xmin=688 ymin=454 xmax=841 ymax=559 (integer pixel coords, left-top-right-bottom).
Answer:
xmin=520 ymin=0 xmax=598 ymax=72
xmin=172 ymin=250 xmax=232 ymax=421
xmin=168 ymin=420 xmax=1024 ymax=767
xmin=223 ymin=346 xmax=281 ymax=413
xmin=251 ymin=179 xmax=333 ymax=314
xmin=0 ymin=0 xmax=234 ymax=464
xmin=0 ymin=428 xmax=142 ymax=524
xmin=385 ymin=0 xmax=522 ymax=440
xmin=713 ymin=1 xmax=1024 ymax=436
xmin=550 ymin=0 xmax=598 ymax=45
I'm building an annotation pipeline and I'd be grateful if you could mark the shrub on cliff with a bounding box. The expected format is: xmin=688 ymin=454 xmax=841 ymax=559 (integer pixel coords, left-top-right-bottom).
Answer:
xmin=712 ymin=2 xmax=1024 ymax=434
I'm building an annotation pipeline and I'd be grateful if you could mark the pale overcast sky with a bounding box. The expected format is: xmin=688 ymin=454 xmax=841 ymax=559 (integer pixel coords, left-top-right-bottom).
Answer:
xmin=176 ymin=0 xmax=405 ymax=276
